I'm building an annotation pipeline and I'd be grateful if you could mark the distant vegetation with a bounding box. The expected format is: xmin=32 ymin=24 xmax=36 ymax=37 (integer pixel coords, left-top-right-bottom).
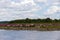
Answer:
xmin=0 ymin=18 xmax=60 ymax=31
xmin=9 ymin=18 xmax=60 ymax=23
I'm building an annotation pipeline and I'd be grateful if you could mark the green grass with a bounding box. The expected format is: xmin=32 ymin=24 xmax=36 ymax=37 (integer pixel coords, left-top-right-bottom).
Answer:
xmin=0 ymin=26 xmax=60 ymax=31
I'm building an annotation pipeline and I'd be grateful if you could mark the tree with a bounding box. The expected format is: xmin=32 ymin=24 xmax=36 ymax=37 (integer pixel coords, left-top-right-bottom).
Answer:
xmin=45 ymin=18 xmax=52 ymax=23
xmin=54 ymin=19 xmax=58 ymax=22
xmin=25 ymin=18 xmax=31 ymax=23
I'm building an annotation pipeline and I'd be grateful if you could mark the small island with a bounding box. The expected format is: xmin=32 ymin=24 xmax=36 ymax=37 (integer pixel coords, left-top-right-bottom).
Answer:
xmin=0 ymin=18 xmax=60 ymax=31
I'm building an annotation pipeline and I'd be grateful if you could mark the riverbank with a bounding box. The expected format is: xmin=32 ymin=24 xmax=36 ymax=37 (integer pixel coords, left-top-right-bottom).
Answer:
xmin=0 ymin=23 xmax=60 ymax=31
xmin=0 ymin=26 xmax=60 ymax=31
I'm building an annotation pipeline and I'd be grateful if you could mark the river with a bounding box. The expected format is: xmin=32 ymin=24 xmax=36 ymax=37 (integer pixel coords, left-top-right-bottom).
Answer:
xmin=0 ymin=30 xmax=60 ymax=40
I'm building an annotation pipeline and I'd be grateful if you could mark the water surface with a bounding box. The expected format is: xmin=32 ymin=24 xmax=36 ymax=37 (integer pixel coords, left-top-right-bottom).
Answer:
xmin=0 ymin=30 xmax=60 ymax=40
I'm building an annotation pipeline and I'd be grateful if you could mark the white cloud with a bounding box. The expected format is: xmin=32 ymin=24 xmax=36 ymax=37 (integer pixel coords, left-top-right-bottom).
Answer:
xmin=10 ymin=0 xmax=36 ymax=7
xmin=21 ymin=0 xmax=36 ymax=5
xmin=0 ymin=0 xmax=42 ymax=21
xmin=0 ymin=0 xmax=59 ymax=21
xmin=50 ymin=0 xmax=60 ymax=6
xmin=52 ymin=2 xmax=60 ymax=5
xmin=36 ymin=0 xmax=47 ymax=3
xmin=44 ymin=6 xmax=60 ymax=15
xmin=34 ymin=0 xmax=48 ymax=6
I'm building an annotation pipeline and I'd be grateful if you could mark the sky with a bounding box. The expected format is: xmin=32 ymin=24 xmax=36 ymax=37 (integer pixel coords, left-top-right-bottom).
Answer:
xmin=0 ymin=0 xmax=60 ymax=21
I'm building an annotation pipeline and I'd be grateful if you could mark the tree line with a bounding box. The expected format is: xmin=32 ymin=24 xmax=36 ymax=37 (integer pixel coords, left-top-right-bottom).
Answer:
xmin=9 ymin=18 xmax=60 ymax=23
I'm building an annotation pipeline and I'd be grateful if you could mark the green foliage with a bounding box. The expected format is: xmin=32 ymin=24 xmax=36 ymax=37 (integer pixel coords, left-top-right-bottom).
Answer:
xmin=9 ymin=18 xmax=60 ymax=23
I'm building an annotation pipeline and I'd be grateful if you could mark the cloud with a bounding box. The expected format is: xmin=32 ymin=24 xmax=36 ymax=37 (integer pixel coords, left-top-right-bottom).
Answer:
xmin=0 ymin=0 xmax=42 ymax=21
xmin=0 ymin=0 xmax=60 ymax=21
xmin=44 ymin=6 xmax=60 ymax=15
xmin=34 ymin=0 xmax=48 ymax=6
xmin=10 ymin=0 xmax=36 ymax=7
xmin=35 ymin=0 xmax=48 ymax=3
xmin=50 ymin=0 xmax=60 ymax=6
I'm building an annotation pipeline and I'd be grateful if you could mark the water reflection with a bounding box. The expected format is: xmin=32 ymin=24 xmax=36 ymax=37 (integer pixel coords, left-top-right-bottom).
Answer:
xmin=0 ymin=30 xmax=60 ymax=40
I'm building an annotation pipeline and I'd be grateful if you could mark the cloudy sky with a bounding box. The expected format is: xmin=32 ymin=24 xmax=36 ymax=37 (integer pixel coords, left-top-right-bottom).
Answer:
xmin=0 ymin=0 xmax=60 ymax=21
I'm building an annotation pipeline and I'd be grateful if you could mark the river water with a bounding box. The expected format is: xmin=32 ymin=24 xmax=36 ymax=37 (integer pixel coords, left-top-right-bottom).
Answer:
xmin=0 ymin=30 xmax=60 ymax=40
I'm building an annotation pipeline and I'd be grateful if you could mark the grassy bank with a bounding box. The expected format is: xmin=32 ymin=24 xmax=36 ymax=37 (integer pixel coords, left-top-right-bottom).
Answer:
xmin=0 ymin=26 xmax=60 ymax=31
